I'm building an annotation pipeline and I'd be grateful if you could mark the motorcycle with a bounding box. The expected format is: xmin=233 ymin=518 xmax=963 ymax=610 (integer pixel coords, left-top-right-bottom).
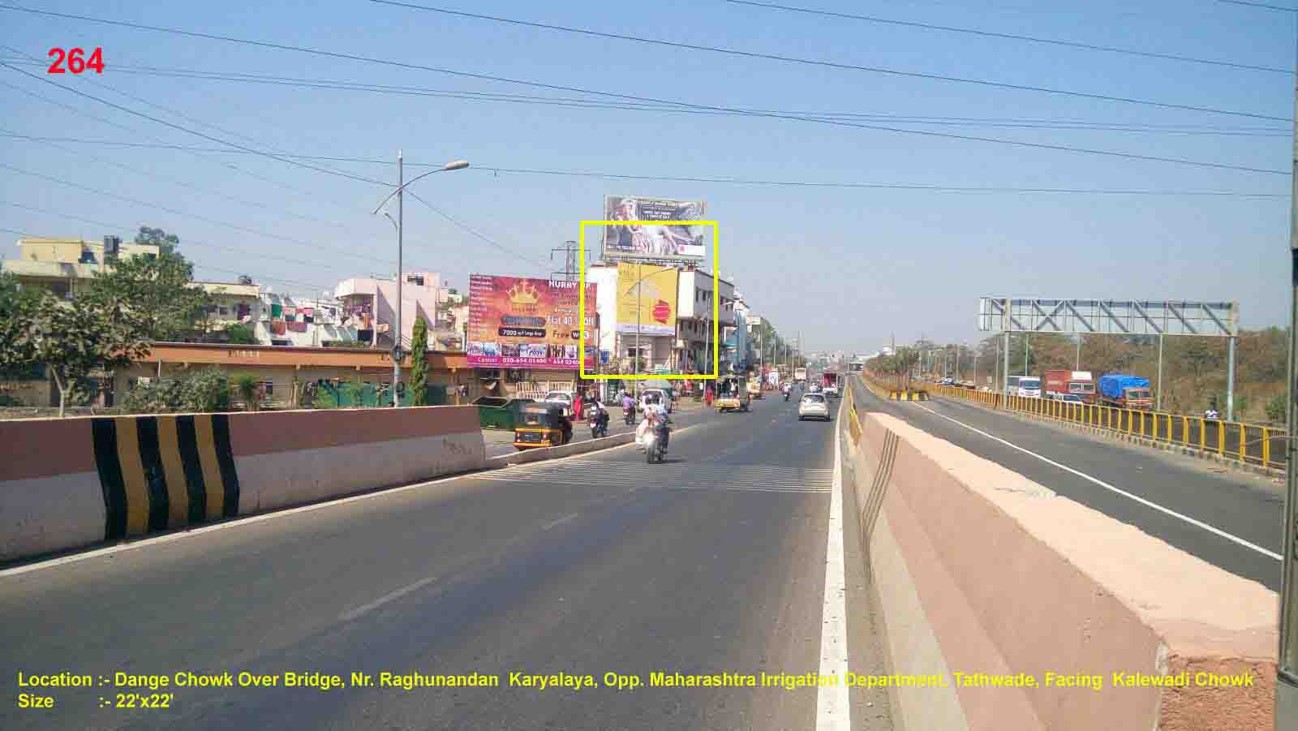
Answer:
xmin=589 ymin=410 xmax=609 ymax=438
xmin=644 ymin=423 xmax=668 ymax=463
xmin=783 ymin=389 xmax=790 ymax=402
xmin=623 ymin=405 xmax=636 ymax=425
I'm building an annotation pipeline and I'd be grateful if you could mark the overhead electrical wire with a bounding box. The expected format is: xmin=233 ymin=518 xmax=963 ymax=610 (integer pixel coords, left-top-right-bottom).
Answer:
xmin=0 ymin=3 xmax=1286 ymax=175
xmin=371 ymin=0 xmax=1291 ymax=121
xmin=1217 ymin=0 xmax=1298 ymax=11
xmin=723 ymin=0 xmax=1291 ymax=75
xmin=0 ymin=133 xmax=1283 ymax=198
xmin=0 ymin=57 xmax=1285 ymax=137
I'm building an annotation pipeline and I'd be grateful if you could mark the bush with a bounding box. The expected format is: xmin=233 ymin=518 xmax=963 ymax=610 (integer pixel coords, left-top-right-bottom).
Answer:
xmin=123 ymin=367 xmax=230 ymax=413
xmin=223 ymin=323 xmax=257 ymax=344
xmin=232 ymin=373 xmax=260 ymax=411
xmin=1267 ymin=394 xmax=1287 ymax=425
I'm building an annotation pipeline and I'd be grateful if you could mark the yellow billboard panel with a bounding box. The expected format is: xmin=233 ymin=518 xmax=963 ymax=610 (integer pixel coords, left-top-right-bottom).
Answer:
xmin=616 ymin=262 xmax=678 ymax=337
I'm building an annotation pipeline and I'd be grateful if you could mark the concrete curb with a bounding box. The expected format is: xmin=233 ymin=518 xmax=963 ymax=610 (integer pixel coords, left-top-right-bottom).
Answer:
xmin=934 ymin=397 xmax=1283 ymax=480
xmin=487 ymin=432 xmax=636 ymax=467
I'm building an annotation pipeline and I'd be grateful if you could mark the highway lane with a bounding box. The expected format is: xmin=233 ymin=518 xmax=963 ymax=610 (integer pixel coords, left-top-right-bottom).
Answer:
xmin=0 ymin=394 xmax=891 ymax=730
xmin=851 ymin=378 xmax=1282 ymax=590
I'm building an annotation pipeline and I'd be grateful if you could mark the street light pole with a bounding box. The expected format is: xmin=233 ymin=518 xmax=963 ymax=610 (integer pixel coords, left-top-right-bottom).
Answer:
xmin=1279 ymin=31 xmax=1298 ymax=723
xmin=371 ymin=156 xmax=469 ymax=408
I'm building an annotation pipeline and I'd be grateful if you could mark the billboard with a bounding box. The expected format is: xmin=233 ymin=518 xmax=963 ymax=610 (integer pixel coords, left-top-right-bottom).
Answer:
xmin=467 ymin=275 xmax=596 ymax=369
xmin=602 ymin=196 xmax=706 ymax=261
xmin=615 ymin=263 xmax=678 ymax=337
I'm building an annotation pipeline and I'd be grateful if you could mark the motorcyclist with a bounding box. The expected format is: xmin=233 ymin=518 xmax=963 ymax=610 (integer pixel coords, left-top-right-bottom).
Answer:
xmin=782 ymin=382 xmax=791 ymax=401
xmin=589 ymin=396 xmax=610 ymax=436
xmin=642 ymin=393 xmax=670 ymax=453
xmin=621 ymin=391 xmax=636 ymax=424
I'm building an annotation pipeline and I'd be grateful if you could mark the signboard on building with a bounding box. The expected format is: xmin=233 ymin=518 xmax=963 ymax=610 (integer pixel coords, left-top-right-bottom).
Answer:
xmin=467 ymin=275 xmax=596 ymax=369
xmin=615 ymin=263 xmax=678 ymax=337
xmin=602 ymin=196 xmax=706 ymax=261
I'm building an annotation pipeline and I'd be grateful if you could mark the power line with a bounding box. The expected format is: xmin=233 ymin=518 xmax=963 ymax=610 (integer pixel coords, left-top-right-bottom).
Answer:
xmin=0 ymin=62 xmax=389 ymax=187
xmin=371 ymin=0 xmax=1290 ymax=121
xmin=1 ymin=57 xmax=1287 ymax=137
xmin=724 ymin=0 xmax=1291 ymax=74
xmin=0 ymin=132 xmax=1283 ymax=197
xmin=1217 ymin=0 xmax=1298 ymax=11
xmin=0 ymin=3 xmax=1286 ymax=174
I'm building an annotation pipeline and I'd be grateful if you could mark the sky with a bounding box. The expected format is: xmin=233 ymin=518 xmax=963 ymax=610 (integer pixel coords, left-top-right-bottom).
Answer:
xmin=0 ymin=0 xmax=1293 ymax=353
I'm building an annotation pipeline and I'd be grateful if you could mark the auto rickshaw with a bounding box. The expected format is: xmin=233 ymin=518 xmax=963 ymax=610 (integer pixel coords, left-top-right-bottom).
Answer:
xmin=715 ymin=375 xmax=751 ymax=413
xmin=513 ymin=402 xmax=573 ymax=450
xmin=746 ymin=379 xmax=763 ymax=400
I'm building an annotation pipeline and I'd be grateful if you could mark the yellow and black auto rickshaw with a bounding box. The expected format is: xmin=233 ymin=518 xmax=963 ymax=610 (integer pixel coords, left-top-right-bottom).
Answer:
xmin=715 ymin=375 xmax=751 ymax=413
xmin=513 ymin=402 xmax=573 ymax=450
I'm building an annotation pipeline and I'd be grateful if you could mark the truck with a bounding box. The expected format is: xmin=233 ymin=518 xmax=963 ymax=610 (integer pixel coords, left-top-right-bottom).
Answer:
xmin=1043 ymin=370 xmax=1096 ymax=403
xmin=794 ymin=367 xmax=808 ymax=384
xmin=822 ymin=371 xmax=840 ymax=397
xmin=1098 ymin=374 xmax=1154 ymax=410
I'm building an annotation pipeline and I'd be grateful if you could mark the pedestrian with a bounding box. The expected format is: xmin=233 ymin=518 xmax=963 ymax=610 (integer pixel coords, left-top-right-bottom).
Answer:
xmin=571 ymin=391 xmax=584 ymax=422
xmin=704 ymin=385 xmax=713 ymax=407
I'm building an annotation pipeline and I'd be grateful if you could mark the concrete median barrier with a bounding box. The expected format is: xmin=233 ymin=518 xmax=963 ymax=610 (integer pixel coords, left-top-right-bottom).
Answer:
xmin=842 ymin=388 xmax=1276 ymax=730
xmin=488 ymin=432 xmax=636 ymax=467
xmin=0 ymin=406 xmax=485 ymax=563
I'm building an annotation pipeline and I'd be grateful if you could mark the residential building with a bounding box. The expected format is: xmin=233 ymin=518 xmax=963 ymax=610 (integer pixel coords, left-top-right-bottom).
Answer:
xmin=257 ymin=292 xmax=357 ymax=347
xmin=675 ymin=268 xmax=736 ymax=375
xmin=197 ymin=281 xmax=262 ymax=333
xmin=335 ymin=271 xmax=441 ymax=352
xmin=2 ymin=236 xmax=160 ymax=298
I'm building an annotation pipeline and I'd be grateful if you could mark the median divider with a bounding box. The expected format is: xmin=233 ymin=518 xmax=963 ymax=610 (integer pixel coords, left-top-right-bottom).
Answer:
xmin=488 ymin=432 xmax=636 ymax=467
xmin=0 ymin=406 xmax=485 ymax=563
xmin=841 ymin=376 xmax=1276 ymax=729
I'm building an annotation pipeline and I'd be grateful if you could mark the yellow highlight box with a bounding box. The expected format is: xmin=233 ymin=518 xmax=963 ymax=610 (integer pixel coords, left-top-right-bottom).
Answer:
xmin=578 ymin=220 xmax=719 ymax=381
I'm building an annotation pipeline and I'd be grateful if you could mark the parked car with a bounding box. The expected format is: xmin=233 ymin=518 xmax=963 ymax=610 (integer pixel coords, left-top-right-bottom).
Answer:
xmin=798 ymin=393 xmax=831 ymax=421
xmin=544 ymin=390 xmax=575 ymax=416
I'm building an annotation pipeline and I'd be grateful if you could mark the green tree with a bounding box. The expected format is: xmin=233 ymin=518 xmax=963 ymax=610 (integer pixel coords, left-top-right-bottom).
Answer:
xmin=410 ymin=316 xmax=429 ymax=406
xmin=88 ymin=250 xmax=210 ymax=341
xmin=1266 ymin=394 xmax=1287 ymax=425
xmin=223 ymin=323 xmax=257 ymax=344
xmin=4 ymin=291 xmax=149 ymax=416
xmin=133 ymin=226 xmax=181 ymax=254
xmin=233 ymin=373 xmax=260 ymax=412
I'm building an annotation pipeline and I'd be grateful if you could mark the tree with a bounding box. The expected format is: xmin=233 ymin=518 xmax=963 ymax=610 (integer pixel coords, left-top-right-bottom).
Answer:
xmin=410 ymin=316 xmax=429 ymax=406
xmin=233 ymin=373 xmax=260 ymax=412
xmin=134 ymin=226 xmax=180 ymax=254
xmin=6 ymin=291 xmax=149 ymax=416
xmin=88 ymin=250 xmax=210 ymax=341
xmin=223 ymin=323 xmax=257 ymax=344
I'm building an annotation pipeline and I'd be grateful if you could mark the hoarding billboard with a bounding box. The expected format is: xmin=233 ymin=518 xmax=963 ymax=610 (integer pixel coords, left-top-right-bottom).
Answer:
xmin=615 ymin=263 xmax=678 ymax=337
xmin=602 ymin=196 xmax=706 ymax=261
xmin=467 ymin=275 xmax=596 ymax=369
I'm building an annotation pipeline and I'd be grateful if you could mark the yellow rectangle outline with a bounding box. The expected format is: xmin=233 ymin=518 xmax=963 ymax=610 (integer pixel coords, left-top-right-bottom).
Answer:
xmin=578 ymin=220 xmax=720 ymax=380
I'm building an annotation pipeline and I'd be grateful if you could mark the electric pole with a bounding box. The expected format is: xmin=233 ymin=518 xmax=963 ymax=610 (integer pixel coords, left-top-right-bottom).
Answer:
xmin=550 ymin=240 xmax=579 ymax=282
xmin=1276 ymin=30 xmax=1298 ymax=729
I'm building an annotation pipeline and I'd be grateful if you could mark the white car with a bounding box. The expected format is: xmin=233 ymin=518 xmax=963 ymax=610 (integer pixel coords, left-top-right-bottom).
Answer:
xmin=544 ymin=390 xmax=574 ymax=416
xmin=640 ymin=388 xmax=673 ymax=414
xmin=798 ymin=393 xmax=830 ymax=421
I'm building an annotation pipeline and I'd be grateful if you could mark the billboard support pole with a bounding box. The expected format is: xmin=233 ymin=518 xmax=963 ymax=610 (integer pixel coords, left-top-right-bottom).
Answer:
xmin=393 ymin=150 xmax=403 ymax=408
xmin=1277 ymin=26 xmax=1298 ymax=726
xmin=1156 ymin=333 xmax=1165 ymax=412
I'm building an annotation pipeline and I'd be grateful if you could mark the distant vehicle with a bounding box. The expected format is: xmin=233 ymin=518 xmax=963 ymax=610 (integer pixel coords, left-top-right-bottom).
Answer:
xmin=1054 ymin=393 xmax=1085 ymax=404
xmin=544 ymin=390 xmax=574 ymax=416
xmin=1005 ymin=375 xmax=1022 ymax=396
xmin=1017 ymin=377 xmax=1043 ymax=398
xmin=939 ymin=377 xmax=955 ymax=386
xmin=822 ymin=372 xmax=840 ymax=397
xmin=794 ymin=367 xmax=808 ymax=383
xmin=1043 ymin=370 xmax=1096 ymax=403
xmin=640 ymin=388 xmax=673 ymax=414
xmin=1099 ymin=374 xmax=1154 ymax=410
xmin=798 ymin=393 xmax=831 ymax=421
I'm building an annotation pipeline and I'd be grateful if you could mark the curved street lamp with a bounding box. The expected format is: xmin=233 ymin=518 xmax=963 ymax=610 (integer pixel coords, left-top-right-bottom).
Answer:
xmin=371 ymin=154 xmax=469 ymax=407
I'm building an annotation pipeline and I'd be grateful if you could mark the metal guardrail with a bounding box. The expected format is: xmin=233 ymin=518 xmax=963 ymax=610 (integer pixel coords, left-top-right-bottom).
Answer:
xmin=926 ymin=384 xmax=1285 ymax=471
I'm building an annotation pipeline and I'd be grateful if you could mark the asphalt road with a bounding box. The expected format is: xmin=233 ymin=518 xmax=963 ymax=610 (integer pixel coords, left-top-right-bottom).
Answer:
xmin=0 ymin=393 xmax=892 ymax=730
xmin=851 ymin=378 xmax=1283 ymax=590
xmin=482 ymin=399 xmax=723 ymax=458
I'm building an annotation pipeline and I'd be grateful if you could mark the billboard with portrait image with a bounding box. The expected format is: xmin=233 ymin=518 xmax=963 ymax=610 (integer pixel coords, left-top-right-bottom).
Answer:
xmin=602 ymin=196 xmax=706 ymax=261
xmin=467 ymin=275 xmax=596 ymax=369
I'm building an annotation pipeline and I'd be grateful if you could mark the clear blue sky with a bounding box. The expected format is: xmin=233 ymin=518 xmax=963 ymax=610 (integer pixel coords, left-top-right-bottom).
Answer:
xmin=0 ymin=0 xmax=1292 ymax=352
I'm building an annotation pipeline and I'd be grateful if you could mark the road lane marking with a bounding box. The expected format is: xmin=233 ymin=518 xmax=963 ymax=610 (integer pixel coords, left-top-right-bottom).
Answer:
xmin=338 ymin=576 xmax=438 ymax=622
xmin=815 ymin=404 xmax=851 ymax=731
xmin=914 ymin=404 xmax=1282 ymax=562
xmin=540 ymin=512 xmax=580 ymax=530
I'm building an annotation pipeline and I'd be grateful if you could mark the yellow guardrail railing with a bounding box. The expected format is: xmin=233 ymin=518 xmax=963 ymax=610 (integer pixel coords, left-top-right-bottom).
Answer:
xmin=923 ymin=383 xmax=1284 ymax=471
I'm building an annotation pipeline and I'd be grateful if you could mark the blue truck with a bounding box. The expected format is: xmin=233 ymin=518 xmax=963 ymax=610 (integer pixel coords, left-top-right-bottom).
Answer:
xmin=1098 ymin=374 xmax=1154 ymax=411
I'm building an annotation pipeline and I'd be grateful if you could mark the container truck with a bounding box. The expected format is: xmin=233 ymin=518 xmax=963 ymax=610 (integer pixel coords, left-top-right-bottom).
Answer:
xmin=822 ymin=371 xmax=840 ymax=397
xmin=794 ymin=367 xmax=807 ymax=384
xmin=1098 ymin=374 xmax=1153 ymax=410
xmin=1043 ymin=370 xmax=1096 ymax=403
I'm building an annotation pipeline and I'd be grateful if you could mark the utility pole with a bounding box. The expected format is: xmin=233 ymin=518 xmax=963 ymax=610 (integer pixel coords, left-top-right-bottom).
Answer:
xmin=550 ymin=241 xmax=579 ymax=282
xmin=1278 ymin=33 xmax=1298 ymax=729
xmin=392 ymin=150 xmax=404 ymax=408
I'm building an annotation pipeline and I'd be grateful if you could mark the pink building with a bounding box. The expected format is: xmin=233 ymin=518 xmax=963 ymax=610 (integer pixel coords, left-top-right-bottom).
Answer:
xmin=335 ymin=272 xmax=441 ymax=351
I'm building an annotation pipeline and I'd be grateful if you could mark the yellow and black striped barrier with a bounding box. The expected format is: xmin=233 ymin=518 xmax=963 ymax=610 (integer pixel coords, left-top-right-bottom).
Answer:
xmin=887 ymin=390 xmax=930 ymax=402
xmin=91 ymin=414 xmax=241 ymax=540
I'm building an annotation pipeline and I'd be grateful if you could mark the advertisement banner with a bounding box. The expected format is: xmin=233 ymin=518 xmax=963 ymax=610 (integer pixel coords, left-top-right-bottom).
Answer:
xmin=467 ymin=275 xmax=596 ymax=369
xmin=602 ymin=196 xmax=706 ymax=261
xmin=615 ymin=263 xmax=678 ymax=337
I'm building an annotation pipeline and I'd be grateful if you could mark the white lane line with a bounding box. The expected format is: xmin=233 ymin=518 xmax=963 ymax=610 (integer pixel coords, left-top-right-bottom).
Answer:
xmin=338 ymin=575 xmax=438 ymax=622
xmin=914 ymin=404 xmax=1282 ymax=562
xmin=540 ymin=512 xmax=580 ymax=531
xmin=815 ymin=407 xmax=851 ymax=730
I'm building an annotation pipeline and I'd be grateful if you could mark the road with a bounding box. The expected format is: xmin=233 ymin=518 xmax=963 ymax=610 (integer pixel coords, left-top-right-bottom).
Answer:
xmin=851 ymin=378 xmax=1283 ymax=590
xmin=0 ymin=393 xmax=892 ymax=730
xmin=481 ymin=398 xmax=723 ymax=458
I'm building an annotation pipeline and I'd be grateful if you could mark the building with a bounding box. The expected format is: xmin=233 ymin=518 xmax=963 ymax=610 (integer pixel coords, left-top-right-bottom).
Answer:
xmin=731 ymin=295 xmax=753 ymax=373
xmin=335 ymin=272 xmax=442 ymax=352
xmin=2 ymin=236 xmax=160 ymax=298
xmin=675 ymin=268 xmax=736 ymax=375
xmin=115 ymin=342 xmax=476 ymax=409
xmin=256 ymin=291 xmax=358 ymax=347
xmin=197 ymin=281 xmax=262 ymax=333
